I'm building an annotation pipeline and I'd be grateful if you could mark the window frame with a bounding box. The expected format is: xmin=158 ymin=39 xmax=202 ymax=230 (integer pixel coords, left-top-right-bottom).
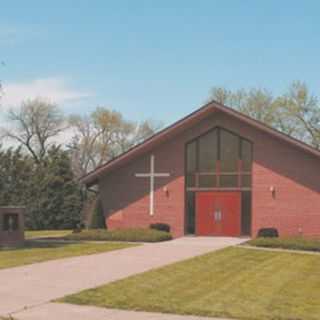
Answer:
xmin=184 ymin=126 xmax=253 ymax=236
xmin=185 ymin=126 xmax=253 ymax=191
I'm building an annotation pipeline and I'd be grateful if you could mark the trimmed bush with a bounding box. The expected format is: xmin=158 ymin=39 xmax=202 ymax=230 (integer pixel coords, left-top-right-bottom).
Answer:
xmin=65 ymin=228 xmax=172 ymax=242
xmin=257 ymin=228 xmax=279 ymax=238
xmin=247 ymin=237 xmax=320 ymax=252
xmin=150 ymin=223 xmax=170 ymax=233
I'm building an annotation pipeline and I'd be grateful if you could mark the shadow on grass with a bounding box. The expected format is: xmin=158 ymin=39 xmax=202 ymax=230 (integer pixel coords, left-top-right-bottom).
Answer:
xmin=1 ymin=239 xmax=79 ymax=252
xmin=246 ymin=237 xmax=320 ymax=252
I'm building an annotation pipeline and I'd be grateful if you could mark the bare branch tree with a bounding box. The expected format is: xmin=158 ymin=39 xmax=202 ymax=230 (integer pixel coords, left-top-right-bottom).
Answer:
xmin=2 ymin=98 xmax=66 ymax=163
xmin=280 ymin=81 xmax=320 ymax=148
xmin=210 ymin=81 xmax=320 ymax=148
xmin=69 ymin=107 xmax=162 ymax=177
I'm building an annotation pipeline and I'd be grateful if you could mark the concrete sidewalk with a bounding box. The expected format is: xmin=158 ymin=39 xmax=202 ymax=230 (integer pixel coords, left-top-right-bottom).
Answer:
xmin=0 ymin=237 xmax=246 ymax=318
xmin=15 ymin=302 xmax=231 ymax=320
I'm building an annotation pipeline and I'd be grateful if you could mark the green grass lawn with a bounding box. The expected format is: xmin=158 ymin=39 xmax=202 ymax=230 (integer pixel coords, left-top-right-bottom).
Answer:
xmin=61 ymin=247 xmax=320 ymax=320
xmin=0 ymin=240 xmax=136 ymax=270
xmin=25 ymin=229 xmax=72 ymax=239
xmin=247 ymin=237 xmax=320 ymax=252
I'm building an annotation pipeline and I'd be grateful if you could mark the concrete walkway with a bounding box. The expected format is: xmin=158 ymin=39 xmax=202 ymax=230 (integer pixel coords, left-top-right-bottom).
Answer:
xmin=0 ymin=237 xmax=246 ymax=319
xmin=15 ymin=302 xmax=231 ymax=320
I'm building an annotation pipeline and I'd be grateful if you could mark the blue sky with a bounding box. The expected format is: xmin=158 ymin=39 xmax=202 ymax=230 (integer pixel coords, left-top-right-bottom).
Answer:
xmin=1 ymin=0 xmax=319 ymax=126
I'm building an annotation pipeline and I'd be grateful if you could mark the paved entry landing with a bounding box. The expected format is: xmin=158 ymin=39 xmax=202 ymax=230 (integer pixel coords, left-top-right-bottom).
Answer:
xmin=0 ymin=237 xmax=246 ymax=318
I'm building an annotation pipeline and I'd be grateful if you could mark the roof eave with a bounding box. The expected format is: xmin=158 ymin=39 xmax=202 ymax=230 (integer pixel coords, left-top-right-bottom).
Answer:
xmin=81 ymin=100 xmax=320 ymax=186
xmin=81 ymin=102 xmax=217 ymax=186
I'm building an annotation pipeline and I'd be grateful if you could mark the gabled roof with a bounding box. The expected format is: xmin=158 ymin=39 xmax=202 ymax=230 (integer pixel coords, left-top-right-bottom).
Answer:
xmin=82 ymin=100 xmax=320 ymax=186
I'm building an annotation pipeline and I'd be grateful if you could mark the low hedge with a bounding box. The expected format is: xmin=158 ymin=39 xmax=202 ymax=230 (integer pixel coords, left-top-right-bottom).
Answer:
xmin=65 ymin=228 xmax=172 ymax=243
xmin=150 ymin=223 xmax=170 ymax=233
xmin=257 ymin=228 xmax=279 ymax=238
xmin=247 ymin=237 xmax=320 ymax=252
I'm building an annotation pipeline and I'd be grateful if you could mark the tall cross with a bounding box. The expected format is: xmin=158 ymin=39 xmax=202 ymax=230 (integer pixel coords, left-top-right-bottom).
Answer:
xmin=135 ymin=154 xmax=170 ymax=216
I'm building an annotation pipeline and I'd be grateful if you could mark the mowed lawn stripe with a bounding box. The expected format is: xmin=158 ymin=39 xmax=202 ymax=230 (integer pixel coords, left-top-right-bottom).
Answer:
xmin=61 ymin=247 xmax=320 ymax=320
xmin=0 ymin=241 xmax=137 ymax=270
xmin=25 ymin=229 xmax=72 ymax=239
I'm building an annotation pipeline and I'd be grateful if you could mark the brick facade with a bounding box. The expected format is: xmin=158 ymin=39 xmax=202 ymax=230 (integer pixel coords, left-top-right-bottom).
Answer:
xmin=98 ymin=111 xmax=320 ymax=238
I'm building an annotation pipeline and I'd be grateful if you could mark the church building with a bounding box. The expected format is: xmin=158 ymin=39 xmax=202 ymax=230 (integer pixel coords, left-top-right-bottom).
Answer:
xmin=82 ymin=101 xmax=320 ymax=238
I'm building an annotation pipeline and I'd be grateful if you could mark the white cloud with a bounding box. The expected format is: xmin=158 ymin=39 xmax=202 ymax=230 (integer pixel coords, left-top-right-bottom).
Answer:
xmin=1 ymin=77 xmax=91 ymax=109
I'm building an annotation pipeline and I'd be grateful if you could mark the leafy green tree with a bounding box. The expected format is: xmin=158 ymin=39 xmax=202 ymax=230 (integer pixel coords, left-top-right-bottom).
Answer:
xmin=0 ymin=145 xmax=83 ymax=230
xmin=0 ymin=97 xmax=83 ymax=229
xmin=26 ymin=147 xmax=83 ymax=230
xmin=0 ymin=146 xmax=33 ymax=206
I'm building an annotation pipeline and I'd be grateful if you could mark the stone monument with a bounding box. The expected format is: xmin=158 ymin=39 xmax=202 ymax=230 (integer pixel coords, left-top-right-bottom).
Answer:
xmin=0 ymin=207 xmax=25 ymax=247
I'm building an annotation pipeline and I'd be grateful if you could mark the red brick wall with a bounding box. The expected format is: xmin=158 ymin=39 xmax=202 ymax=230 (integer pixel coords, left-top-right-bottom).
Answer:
xmin=251 ymin=131 xmax=320 ymax=238
xmin=99 ymin=111 xmax=320 ymax=238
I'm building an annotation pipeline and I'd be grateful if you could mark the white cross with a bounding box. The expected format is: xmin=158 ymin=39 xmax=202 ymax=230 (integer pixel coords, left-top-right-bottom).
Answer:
xmin=135 ymin=154 xmax=170 ymax=216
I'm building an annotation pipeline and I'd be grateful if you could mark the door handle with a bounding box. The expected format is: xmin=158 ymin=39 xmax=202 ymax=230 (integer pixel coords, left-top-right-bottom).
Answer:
xmin=214 ymin=209 xmax=222 ymax=221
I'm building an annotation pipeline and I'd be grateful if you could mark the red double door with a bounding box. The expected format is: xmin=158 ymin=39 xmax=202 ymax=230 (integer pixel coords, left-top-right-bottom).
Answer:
xmin=196 ymin=192 xmax=241 ymax=237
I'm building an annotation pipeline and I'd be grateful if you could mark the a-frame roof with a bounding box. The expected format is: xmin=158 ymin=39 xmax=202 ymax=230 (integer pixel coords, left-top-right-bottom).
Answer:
xmin=82 ymin=100 xmax=320 ymax=186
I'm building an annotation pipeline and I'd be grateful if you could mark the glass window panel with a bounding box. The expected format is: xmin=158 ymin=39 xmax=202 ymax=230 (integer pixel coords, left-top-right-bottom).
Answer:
xmin=241 ymin=175 xmax=252 ymax=188
xmin=220 ymin=129 xmax=239 ymax=172
xmin=198 ymin=130 xmax=218 ymax=172
xmin=186 ymin=192 xmax=195 ymax=234
xmin=186 ymin=141 xmax=197 ymax=173
xmin=219 ymin=175 xmax=239 ymax=188
xmin=241 ymin=139 xmax=252 ymax=172
xmin=186 ymin=174 xmax=196 ymax=188
xmin=241 ymin=191 xmax=251 ymax=235
xmin=199 ymin=175 xmax=217 ymax=188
